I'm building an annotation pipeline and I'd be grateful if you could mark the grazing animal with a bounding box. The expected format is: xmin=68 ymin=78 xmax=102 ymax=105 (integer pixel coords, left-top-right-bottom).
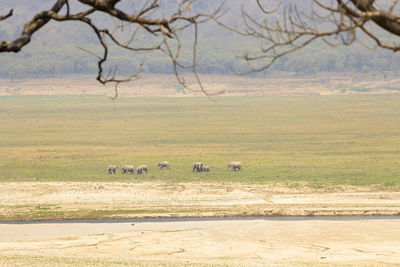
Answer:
xmin=121 ymin=165 xmax=134 ymax=174
xmin=201 ymin=165 xmax=210 ymax=172
xmin=107 ymin=164 xmax=116 ymax=175
xmin=136 ymin=165 xmax=148 ymax=174
xmin=158 ymin=161 xmax=170 ymax=170
xmin=228 ymin=162 xmax=242 ymax=171
xmin=192 ymin=162 xmax=203 ymax=172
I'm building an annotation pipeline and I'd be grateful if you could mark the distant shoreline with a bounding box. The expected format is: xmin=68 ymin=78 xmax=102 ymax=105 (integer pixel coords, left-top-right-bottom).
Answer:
xmin=1 ymin=73 xmax=400 ymax=97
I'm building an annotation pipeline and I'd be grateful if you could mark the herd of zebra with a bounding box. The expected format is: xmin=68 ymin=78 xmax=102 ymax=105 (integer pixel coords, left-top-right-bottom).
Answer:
xmin=106 ymin=161 xmax=242 ymax=175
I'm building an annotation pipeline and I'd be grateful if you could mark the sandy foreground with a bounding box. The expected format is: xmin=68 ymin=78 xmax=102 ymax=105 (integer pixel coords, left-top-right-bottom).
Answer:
xmin=0 ymin=218 xmax=399 ymax=266
xmin=1 ymin=182 xmax=400 ymax=266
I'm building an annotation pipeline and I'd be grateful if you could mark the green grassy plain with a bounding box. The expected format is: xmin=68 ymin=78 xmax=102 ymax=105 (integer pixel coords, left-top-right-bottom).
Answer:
xmin=1 ymin=95 xmax=400 ymax=186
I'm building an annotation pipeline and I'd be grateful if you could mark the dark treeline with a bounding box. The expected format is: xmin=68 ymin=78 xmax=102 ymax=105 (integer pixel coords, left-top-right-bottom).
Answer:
xmin=0 ymin=0 xmax=399 ymax=78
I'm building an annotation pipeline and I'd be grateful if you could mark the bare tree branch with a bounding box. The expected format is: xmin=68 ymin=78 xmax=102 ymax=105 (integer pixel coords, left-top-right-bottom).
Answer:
xmin=226 ymin=0 xmax=400 ymax=74
xmin=0 ymin=0 xmax=68 ymax=52
xmin=0 ymin=9 xmax=13 ymax=22
xmin=0 ymin=0 xmax=224 ymax=97
xmin=256 ymin=0 xmax=281 ymax=14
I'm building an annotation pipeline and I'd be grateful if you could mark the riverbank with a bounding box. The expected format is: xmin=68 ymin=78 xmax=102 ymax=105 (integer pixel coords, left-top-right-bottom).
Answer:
xmin=1 ymin=182 xmax=400 ymax=221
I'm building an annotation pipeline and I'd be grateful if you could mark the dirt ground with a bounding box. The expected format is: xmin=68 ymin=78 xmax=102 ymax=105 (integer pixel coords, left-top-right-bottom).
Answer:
xmin=1 ymin=182 xmax=400 ymax=219
xmin=1 ymin=182 xmax=400 ymax=266
xmin=0 ymin=218 xmax=400 ymax=266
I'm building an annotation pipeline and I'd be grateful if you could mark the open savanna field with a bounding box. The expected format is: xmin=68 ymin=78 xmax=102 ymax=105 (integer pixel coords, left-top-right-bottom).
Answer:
xmin=2 ymin=94 xmax=400 ymax=185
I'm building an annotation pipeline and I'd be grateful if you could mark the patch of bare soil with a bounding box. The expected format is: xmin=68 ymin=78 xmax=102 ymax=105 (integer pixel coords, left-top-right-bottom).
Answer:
xmin=1 ymin=182 xmax=400 ymax=219
xmin=1 ymin=182 xmax=400 ymax=265
xmin=0 ymin=218 xmax=400 ymax=266
xmin=2 ymin=73 xmax=400 ymax=96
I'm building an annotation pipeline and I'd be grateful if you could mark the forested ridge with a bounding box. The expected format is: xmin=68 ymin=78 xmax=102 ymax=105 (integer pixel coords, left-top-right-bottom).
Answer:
xmin=1 ymin=0 xmax=400 ymax=78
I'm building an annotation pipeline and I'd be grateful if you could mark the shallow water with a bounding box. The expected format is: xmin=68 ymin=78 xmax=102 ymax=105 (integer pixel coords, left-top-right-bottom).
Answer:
xmin=2 ymin=215 xmax=400 ymax=225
